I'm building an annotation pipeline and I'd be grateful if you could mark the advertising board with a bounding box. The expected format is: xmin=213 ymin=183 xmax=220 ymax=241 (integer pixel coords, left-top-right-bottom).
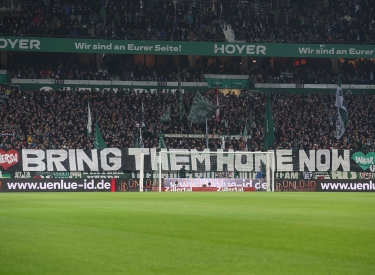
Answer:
xmin=0 ymin=178 xmax=115 ymax=192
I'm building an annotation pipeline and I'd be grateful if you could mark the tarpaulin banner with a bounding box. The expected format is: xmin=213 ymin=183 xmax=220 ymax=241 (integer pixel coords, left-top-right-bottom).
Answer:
xmin=1 ymin=148 xmax=375 ymax=173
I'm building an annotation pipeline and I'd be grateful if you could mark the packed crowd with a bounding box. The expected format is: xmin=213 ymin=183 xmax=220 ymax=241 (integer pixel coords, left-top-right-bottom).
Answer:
xmin=100 ymin=54 xmax=203 ymax=81
xmin=0 ymin=0 xmax=225 ymax=41
xmin=2 ymin=0 xmax=375 ymax=44
xmin=7 ymin=49 xmax=375 ymax=84
xmin=249 ymin=58 xmax=375 ymax=85
xmin=1 ymin=85 xmax=374 ymax=151
xmin=7 ymin=52 xmax=203 ymax=81
xmin=229 ymin=0 xmax=375 ymax=43
xmin=7 ymin=52 xmax=111 ymax=80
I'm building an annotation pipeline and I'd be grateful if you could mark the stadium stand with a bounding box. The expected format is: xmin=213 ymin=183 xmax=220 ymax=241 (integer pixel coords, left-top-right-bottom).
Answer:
xmin=1 ymin=0 xmax=375 ymax=152
xmin=2 ymin=0 xmax=374 ymax=44
xmin=1 ymin=84 xmax=375 ymax=151
xmin=5 ymin=50 xmax=375 ymax=84
xmin=7 ymin=52 xmax=110 ymax=80
xmin=6 ymin=52 xmax=203 ymax=81
xmin=228 ymin=0 xmax=375 ymax=43
xmin=0 ymin=0 xmax=225 ymax=41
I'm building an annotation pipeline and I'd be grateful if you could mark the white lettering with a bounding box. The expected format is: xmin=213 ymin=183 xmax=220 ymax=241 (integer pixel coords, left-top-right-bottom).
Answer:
xmin=22 ymin=149 xmax=46 ymax=171
xmin=257 ymin=45 xmax=266 ymax=54
xmin=316 ymin=150 xmax=330 ymax=171
xmin=246 ymin=45 xmax=255 ymax=54
xmin=214 ymin=44 xmax=225 ymax=54
xmin=19 ymin=39 xmax=28 ymax=49
xmin=276 ymin=150 xmax=293 ymax=171
xmin=100 ymin=148 xmax=121 ymax=170
xmin=235 ymin=44 xmax=246 ymax=54
xmin=225 ymin=44 xmax=236 ymax=54
xmin=30 ymin=40 xmax=40 ymax=49
xmin=331 ymin=149 xmax=350 ymax=171
xmin=0 ymin=38 xmax=6 ymax=48
xmin=190 ymin=149 xmax=211 ymax=171
xmin=234 ymin=154 xmax=253 ymax=172
xmin=76 ymin=149 xmax=99 ymax=171
xmin=7 ymin=39 xmax=18 ymax=49
xmin=299 ymin=150 xmax=315 ymax=171
xmin=47 ymin=150 xmax=67 ymax=171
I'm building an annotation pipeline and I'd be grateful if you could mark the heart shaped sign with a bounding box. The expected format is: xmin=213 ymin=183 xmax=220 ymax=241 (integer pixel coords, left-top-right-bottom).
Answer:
xmin=0 ymin=149 xmax=20 ymax=170
xmin=351 ymin=152 xmax=375 ymax=171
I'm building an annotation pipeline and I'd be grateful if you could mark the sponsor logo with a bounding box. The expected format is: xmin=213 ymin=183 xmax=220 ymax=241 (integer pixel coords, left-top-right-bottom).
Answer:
xmin=2 ymin=179 xmax=112 ymax=192
xmin=165 ymin=186 xmax=192 ymax=192
xmin=215 ymin=171 xmax=233 ymax=178
xmin=317 ymin=180 xmax=375 ymax=192
xmin=314 ymin=172 xmax=330 ymax=179
xmin=275 ymin=179 xmax=316 ymax=192
xmin=360 ymin=172 xmax=375 ymax=179
xmin=214 ymin=44 xmax=266 ymax=55
xmin=0 ymin=149 xmax=20 ymax=170
xmin=117 ymin=178 xmax=155 ymax=192
xmin=163 ymin=178 xmax=267 ymax=190
xmin=0 ymin=38 xmax=40 ymax=49
xmin=217 ymin=186 xmax=243 ymax=192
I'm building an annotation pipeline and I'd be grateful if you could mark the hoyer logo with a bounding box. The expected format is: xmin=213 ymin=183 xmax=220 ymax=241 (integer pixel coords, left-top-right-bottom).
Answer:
xmin=214 ymin=44 xmax=266 ymax=55
xmin=0 ymin=38 xmax=40 ymax=49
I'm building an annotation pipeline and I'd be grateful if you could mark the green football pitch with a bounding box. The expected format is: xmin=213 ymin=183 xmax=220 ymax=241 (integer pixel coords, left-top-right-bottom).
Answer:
xmin=0 ymin=192 xmax=374 ymax=275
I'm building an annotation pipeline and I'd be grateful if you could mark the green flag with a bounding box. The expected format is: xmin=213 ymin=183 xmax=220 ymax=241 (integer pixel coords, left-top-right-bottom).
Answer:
xmin=158 ymin=131 xmax=167 ymax=148
xmin=335 ymin=74 xmax=348 ymax=139
xmin=247 ymin=111 xmax=255 ymax=129
xmin=94 ymin=118 xmax=107 ymax=149
xmin=188 ymin=91 xmax=219 ymax=124
xmin=243 ymin=123 xmax=248 ymax=138
xmin=178 ymin=74 xmax=186 ymax=121
xmin=263 ymin=95 xmax=274 ymax=150
xmin=160 ymin=105 xmax=171 ymax=123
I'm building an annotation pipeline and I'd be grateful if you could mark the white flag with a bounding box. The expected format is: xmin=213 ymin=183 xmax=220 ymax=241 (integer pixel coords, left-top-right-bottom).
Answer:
xmin=335 ymin=77 xmax=348 ymax=139
xmin=139 ymin=127 xmax=144 ymax=148
xmin=87 ymin=101 xmax=92 ymax=136
xmin=221 ymin=136 xmax=225 ymax=149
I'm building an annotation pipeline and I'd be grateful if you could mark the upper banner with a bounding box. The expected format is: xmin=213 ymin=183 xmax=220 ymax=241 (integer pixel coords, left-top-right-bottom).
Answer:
xmin=0 ymin=37 xmax=374 ymax=58
xmin=2 ymin=148 xmax=375 ymax=173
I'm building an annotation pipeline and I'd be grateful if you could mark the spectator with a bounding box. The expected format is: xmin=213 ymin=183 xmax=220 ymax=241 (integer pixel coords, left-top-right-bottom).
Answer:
xmin=0 ymin=0 xmax=225 ymax=41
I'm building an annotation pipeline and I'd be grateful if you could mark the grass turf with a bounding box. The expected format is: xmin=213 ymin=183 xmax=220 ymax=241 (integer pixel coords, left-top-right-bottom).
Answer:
xmin=0 ymin=192 xmax=374 ymax=275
